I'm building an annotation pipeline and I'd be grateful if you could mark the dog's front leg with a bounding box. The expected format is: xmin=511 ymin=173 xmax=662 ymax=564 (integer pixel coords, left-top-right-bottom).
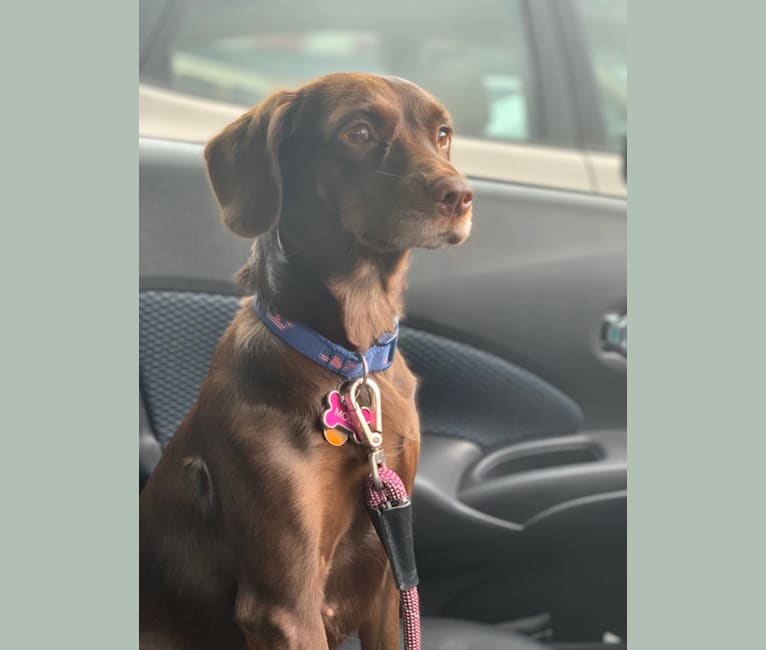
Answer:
xmin=358 ymin=579 xmax=400 ymax=650
xmin=235 ymin=585 xmax=329 ymax=650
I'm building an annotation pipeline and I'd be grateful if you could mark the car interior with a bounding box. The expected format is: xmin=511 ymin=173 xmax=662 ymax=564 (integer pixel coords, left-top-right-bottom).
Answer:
xmin=140 ymin=137 xmax=626 ymax=649
xmin=140 ymin=1 xmax=626 ymax=647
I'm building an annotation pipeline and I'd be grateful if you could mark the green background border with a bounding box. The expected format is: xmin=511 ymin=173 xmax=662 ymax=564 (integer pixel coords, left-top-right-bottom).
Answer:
xmin=629 ymin=2 xmax=766 ymax=648
xmin=3 ymin=1 xmax=765 ymax=647
xmin=3 ymin=1 xmax=137 ymax=648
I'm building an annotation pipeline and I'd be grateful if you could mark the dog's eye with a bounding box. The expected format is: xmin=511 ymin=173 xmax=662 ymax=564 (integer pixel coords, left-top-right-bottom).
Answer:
xmin=437 ymin=126 xmax=452 ymax=149
xmin=343 ymin=123 xmax=371 ymax=145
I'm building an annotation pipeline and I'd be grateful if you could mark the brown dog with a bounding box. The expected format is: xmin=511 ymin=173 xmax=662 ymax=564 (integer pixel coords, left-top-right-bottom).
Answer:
xmin=140 ymin=72 xmax=473 ymax=650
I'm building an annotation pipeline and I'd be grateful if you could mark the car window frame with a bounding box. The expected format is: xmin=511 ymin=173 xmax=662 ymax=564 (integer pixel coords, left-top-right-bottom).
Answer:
xmin=140 ymin=0 xmax=172 ymax=61
xmin=555 ymin=0 xmax=626 ymax=153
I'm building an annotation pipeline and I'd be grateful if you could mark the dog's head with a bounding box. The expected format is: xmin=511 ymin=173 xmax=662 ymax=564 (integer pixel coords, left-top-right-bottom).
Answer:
xmin=205 ymin=73 xmax=473 ymax=253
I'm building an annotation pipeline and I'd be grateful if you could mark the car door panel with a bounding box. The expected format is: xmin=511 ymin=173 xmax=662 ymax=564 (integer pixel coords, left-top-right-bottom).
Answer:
xmin=406 ymin=179 xmax=626 ymax=431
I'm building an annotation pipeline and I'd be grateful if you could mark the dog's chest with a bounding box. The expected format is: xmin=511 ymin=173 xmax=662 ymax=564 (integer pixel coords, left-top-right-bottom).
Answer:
xmin=320 ymin=509 xmax=399 ymax=644
xmin=313 ymin=370 xmax=419 ymax=641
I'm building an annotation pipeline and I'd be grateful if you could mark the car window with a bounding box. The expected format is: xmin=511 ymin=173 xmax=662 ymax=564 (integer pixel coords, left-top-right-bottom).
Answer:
xmin=576 ymin=0 xmax=627 ymax=152
xmin=148 ymin=0 xmax=546 ymax=145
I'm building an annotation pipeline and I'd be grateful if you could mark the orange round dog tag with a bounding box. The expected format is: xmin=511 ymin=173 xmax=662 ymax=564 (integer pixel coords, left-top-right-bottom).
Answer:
xmin=323 ymin=428 xmax=348 ymax=447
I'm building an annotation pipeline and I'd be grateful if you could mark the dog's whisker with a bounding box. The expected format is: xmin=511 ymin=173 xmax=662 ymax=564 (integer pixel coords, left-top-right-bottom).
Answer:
xmin=375 ymin=170 xmax=402 ymax=178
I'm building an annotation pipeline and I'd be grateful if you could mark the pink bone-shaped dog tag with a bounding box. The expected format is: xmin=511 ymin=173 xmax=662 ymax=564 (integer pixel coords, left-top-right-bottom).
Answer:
xmin=322 ymin=390 xmax=374 ymax=441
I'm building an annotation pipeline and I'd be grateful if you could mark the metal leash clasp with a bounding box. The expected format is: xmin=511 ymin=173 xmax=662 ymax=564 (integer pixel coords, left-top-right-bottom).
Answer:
xmin=367 ymin=448 xmax=386 ymax=491
xmin=346 ymin=356 xmax=386 ymax=489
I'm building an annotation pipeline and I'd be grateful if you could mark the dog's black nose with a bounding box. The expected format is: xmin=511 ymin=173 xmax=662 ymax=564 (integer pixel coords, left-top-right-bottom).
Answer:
xmin=431 ymin=176 xmax=473 ymax=217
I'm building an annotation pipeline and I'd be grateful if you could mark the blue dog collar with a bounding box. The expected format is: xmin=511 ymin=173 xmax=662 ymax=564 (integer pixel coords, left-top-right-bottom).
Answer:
xmin=252 ymin=298 xmax=398 ymax=379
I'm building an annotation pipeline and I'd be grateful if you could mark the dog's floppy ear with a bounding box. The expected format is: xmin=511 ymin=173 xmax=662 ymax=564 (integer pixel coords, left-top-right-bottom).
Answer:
xmin=204 ymin=91 xmax=296 ymax=238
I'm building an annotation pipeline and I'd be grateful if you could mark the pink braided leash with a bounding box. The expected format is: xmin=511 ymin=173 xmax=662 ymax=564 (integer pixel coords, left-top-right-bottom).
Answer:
xmin=365 ymin=466 xmax=422 ymax=650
